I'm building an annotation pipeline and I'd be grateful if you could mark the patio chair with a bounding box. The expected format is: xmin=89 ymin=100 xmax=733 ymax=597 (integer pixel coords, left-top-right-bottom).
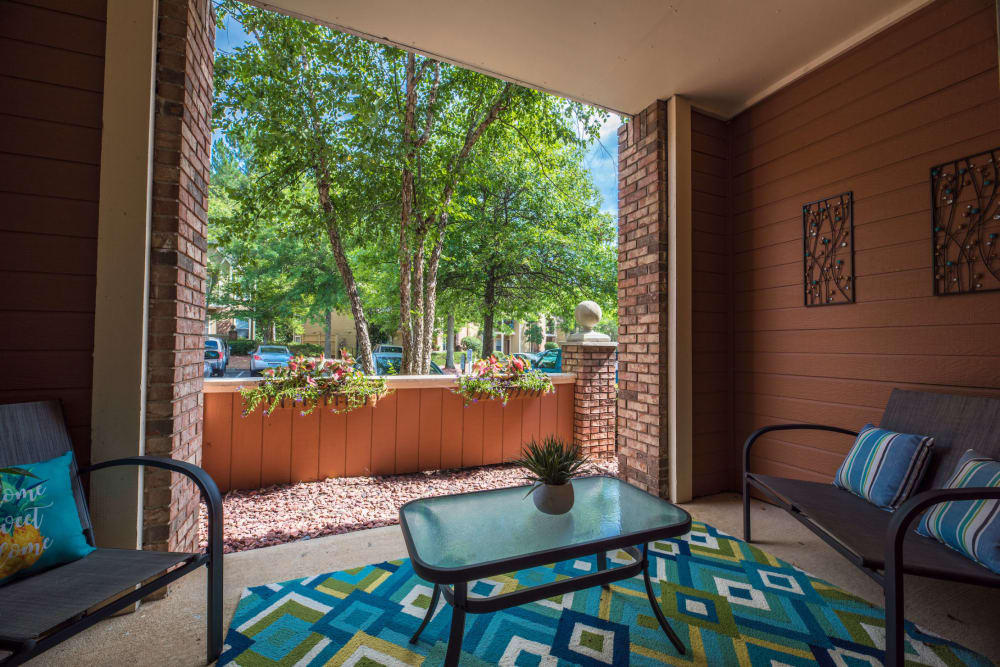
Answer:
xmin=0 ymin=400 xmax=222 ymax=665
xmin=743 ymin=389 xmax=1000 ymax=667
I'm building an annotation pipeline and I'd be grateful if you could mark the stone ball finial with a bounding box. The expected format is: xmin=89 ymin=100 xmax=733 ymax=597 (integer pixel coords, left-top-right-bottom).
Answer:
xmin=574 ymin=300 xmax=602 ymax=333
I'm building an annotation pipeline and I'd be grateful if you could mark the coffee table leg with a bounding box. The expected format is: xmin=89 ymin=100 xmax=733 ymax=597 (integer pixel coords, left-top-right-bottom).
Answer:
xmin=444 ymin=582 xmax=467 ymax=667
xmin=641 ymin=543 xmax=686 ymax=654
xmin=409 ymin=583 xmax=441 ymax=644
xmin=596 ymin=551 xmax=610 ymax=590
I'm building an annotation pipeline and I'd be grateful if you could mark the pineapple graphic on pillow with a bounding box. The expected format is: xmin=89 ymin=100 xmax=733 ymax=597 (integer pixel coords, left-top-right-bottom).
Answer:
xmin=0 ymin=467 xmax=49 ymax=580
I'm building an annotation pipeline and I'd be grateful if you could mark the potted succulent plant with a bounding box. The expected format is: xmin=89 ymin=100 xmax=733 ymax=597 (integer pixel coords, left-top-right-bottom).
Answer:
xmin=514 ymin=436 xmax=589 ymax=515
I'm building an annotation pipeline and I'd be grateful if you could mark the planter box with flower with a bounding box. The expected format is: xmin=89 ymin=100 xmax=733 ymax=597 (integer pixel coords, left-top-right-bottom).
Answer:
xmin=239 ymin=351 xmax=390 ymax=417
xmin=453 ymin=355 xmax=554 ymax=406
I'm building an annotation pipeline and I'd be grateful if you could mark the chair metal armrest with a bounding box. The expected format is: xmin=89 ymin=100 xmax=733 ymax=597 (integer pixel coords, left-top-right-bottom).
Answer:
xmin=883 ymin=486 xmax=1000 ymax=664
xmin=79 ymin=456 xmax=224 ymax=662
xmin=886 ymin=486 xmax=1000 ymax=569
xmin=81 ymin=456 xmax=223 ymax=555
xmin=743 ymin=423 xmax=857 ymax=479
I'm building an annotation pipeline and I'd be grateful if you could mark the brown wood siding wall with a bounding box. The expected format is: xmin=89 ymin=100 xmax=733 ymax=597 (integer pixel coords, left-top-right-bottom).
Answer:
xmin=691 ymin=111 xmax=734 ymax=495
xmin=730 ymin=0 xmax=1000 ymax=483
xmin=0 ymin=1 xmax=106 ymax=466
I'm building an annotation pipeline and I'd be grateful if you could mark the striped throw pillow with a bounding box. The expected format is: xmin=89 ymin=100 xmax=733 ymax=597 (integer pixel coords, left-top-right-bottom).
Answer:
xmin=833 ymin=424 xmax=933 ymax=510
xmin=917 ymin=450 xmax=1000 ymax=574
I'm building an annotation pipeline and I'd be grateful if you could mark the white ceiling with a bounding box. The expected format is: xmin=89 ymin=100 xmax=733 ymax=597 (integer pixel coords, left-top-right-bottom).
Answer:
xmin=254 ymin=0 xmax=933 ymax=117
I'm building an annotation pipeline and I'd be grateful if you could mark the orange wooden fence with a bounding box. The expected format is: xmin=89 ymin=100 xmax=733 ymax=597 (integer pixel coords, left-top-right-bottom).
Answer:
xmin=202 ymin=375 xmax=576 ymax=492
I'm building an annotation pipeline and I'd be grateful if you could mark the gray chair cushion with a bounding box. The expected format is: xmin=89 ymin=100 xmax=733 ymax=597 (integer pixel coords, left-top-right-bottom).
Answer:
xmin=750 ymin=473 xmax=1000 ymax=587
xmin=0 ymin=549 xmax=195 ymax=641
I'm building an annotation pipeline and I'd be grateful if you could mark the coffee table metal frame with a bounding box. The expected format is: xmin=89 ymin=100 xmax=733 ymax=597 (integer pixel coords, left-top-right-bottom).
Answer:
xmin=399 ymin=482 xmax=691 ymax=666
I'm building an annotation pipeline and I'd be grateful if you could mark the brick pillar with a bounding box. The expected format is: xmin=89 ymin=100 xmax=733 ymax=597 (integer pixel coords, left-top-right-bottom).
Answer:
xmin=616 ymin=101 xmax=669 ymax=497
xmin=562 ymin=342 xmax=618 ymax=459
xmin=145 ymin=0 xmax=214 ymax=555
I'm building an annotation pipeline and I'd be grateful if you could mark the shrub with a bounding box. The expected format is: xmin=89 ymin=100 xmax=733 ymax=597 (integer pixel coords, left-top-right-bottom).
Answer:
xmin=460 ymin=336 xmax=482 ymax=355
xmin=288 ymin=343 xmax=324 ymax=357
xmin=544 ymin=341 xmax=558 ymax=350
xmin=228 ymin=338 xmax=259 ymax=356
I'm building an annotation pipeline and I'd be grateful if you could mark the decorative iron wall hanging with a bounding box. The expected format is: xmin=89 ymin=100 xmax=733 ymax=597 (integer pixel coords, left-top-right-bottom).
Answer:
xmin=802 ymin=192 xmax=854 ymax=306
xmin=930 ymin=147 xmax=1000 ymax=295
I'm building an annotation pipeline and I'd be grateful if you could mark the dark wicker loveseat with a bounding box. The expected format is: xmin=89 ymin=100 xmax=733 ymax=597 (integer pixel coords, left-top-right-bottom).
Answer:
xmin=743 ymin=389 xmax=1000 ymax=667
xmin=0 ymin=401 xmax=223 ymax=665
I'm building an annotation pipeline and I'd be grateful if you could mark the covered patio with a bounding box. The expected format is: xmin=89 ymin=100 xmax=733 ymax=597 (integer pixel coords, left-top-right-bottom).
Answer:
xmin=36 ymin=496 xmax=1000 ymax=664
xmin=2 ymin=0 xmax=999 ymax=664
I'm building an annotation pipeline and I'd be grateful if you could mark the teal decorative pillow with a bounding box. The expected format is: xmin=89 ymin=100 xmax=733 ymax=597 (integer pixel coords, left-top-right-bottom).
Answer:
xmin=1 ymin=451 xmax=95 ymax=584
xmin=917 ymin=450 xmax=1000 ymax=574
xmin=833 ymin=424 xmax=933 ymax=510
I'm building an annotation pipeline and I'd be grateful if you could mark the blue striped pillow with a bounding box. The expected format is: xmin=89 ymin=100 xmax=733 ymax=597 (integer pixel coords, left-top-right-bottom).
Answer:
xmin=917 ymin=450 xmax=1000 ymax=574
xmin=833 ymin=424 xmax=933 ymax=510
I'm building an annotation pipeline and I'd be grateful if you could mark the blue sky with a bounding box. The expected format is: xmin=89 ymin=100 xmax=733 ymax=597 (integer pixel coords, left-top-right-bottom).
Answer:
xmin=215 ymin=15 xmax=618 ymax=219
xmin=585 ymin=116 xmax=620 ymax=216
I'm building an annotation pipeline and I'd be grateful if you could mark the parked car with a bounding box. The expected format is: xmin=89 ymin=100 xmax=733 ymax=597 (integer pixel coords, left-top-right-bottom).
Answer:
xmin=373 ymin=344 xmax=403 ymax=354
xmin=205 ymin=336 xmax=230 ymax=365
xmin=204 ymin=349 xmax=223 ymax=377
xmin=512 ymin=352 xmax=538 ymax=366
xmin=250 ymin=345 xmax=292 ymax=375
xmin=360 ymin=352 xmax=443 ymax=375
xmin=532 ymin=347 xmax=562 ymax=372
xmin=204 ymin=338 xmax=228 ymax=377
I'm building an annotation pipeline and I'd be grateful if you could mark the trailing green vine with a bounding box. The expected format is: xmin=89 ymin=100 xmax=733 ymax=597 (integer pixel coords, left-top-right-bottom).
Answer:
xmin=453 ymin=355 xmax=554 ymax=406
xmin=239 ymin=352 xmax=390 ymax=417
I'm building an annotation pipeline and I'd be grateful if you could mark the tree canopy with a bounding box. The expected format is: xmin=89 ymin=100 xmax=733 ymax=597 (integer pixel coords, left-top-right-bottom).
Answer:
xmin=210 ymin=1 xmax=617 ymax=369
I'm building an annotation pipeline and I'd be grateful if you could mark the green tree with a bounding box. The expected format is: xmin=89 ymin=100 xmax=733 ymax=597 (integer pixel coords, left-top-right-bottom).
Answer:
xmin=213 ymin=2 xmax=608 ymax=374
xmin=213 ymin=2 xmax=384 ymax=370
xmin=439 ymin=141 xmax=616 ymax=353
xmin=208 ymin=143 xmax=350 ymax=348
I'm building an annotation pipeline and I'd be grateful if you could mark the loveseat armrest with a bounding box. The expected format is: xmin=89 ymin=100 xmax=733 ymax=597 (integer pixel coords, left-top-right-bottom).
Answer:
xmin=81 ymin=456 xmax=222 ymax=556
xmin=79 ymin=456 xmax=223 ymax=662
xmin=883 ymin=486 xmax=1000 ymax=664
xmin=743 ymin=424 xmax=858 ymax=479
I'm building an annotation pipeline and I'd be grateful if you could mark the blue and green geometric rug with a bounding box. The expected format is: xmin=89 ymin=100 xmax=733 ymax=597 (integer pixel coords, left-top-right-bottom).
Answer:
xmin=218 ymin=521 xmax=990 ymax=666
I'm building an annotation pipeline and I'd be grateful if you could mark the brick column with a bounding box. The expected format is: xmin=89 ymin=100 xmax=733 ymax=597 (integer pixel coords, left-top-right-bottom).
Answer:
xmin=145 ymin=0 xmax=214 ymax=555
xmin=562 ymin=343 xmax=618 ymax=459
xmin=617 ymin=101 xmax=669 ymax=497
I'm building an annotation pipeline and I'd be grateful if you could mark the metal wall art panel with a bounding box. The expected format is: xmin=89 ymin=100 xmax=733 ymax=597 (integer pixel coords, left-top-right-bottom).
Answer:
xmin=930 ymin=147 xmax=1000 ymax=295
xmin=802 ymin=192 xmax=854 ymax=307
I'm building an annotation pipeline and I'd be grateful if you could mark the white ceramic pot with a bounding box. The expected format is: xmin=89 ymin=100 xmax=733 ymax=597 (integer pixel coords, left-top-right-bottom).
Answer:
xmin=532 ymin=481 xmax=575 ymax=515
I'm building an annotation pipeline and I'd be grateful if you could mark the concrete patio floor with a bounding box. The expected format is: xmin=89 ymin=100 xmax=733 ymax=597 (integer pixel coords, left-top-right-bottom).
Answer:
xmin=35 ymin=493 xmax=1000 ymax=665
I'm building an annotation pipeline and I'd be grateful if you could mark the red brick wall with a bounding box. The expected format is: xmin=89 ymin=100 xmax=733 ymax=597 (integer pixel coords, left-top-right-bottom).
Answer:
xmin=562 ymin=344 xmax=617 ymax=459
xmin=145 ymin=0 xmax=214 ymax=553
xmin=616 ymin=101 xmax=669 ymax=496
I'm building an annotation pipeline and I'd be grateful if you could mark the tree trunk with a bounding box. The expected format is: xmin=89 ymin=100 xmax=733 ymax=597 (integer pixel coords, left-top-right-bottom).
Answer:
xmin=419 ymin=216 xmax=447 ymax=373
xmin=323 ymin=309 xmax=332 ymax=357
xmin=480 ymin=271 xmax=496 ymax=356
xmin=325 ymin=221 xmax=374 ymax=373
xmin=445 ymin=312 xmax=455 ymax=369
xmin=410 ymin=241 xmax=425 ymax=374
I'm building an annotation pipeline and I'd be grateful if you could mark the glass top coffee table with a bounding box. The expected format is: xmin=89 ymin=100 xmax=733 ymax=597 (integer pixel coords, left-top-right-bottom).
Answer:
xmin=399 ymin=475 xmax=691 ymax=665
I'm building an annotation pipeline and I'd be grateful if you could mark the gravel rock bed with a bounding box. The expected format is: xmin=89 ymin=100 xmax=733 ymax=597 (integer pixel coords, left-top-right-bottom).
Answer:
xmin=199 ymin=458 xmax=619 ymax=553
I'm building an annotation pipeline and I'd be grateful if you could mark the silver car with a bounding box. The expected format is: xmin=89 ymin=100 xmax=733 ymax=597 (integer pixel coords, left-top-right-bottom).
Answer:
xmin=204 ymin=349 xmax=223 ymax=377
xmin=204 ymin=338 xmax=228 ymax=377
xmin=250 ymin=345 xmax=292 ymax=375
